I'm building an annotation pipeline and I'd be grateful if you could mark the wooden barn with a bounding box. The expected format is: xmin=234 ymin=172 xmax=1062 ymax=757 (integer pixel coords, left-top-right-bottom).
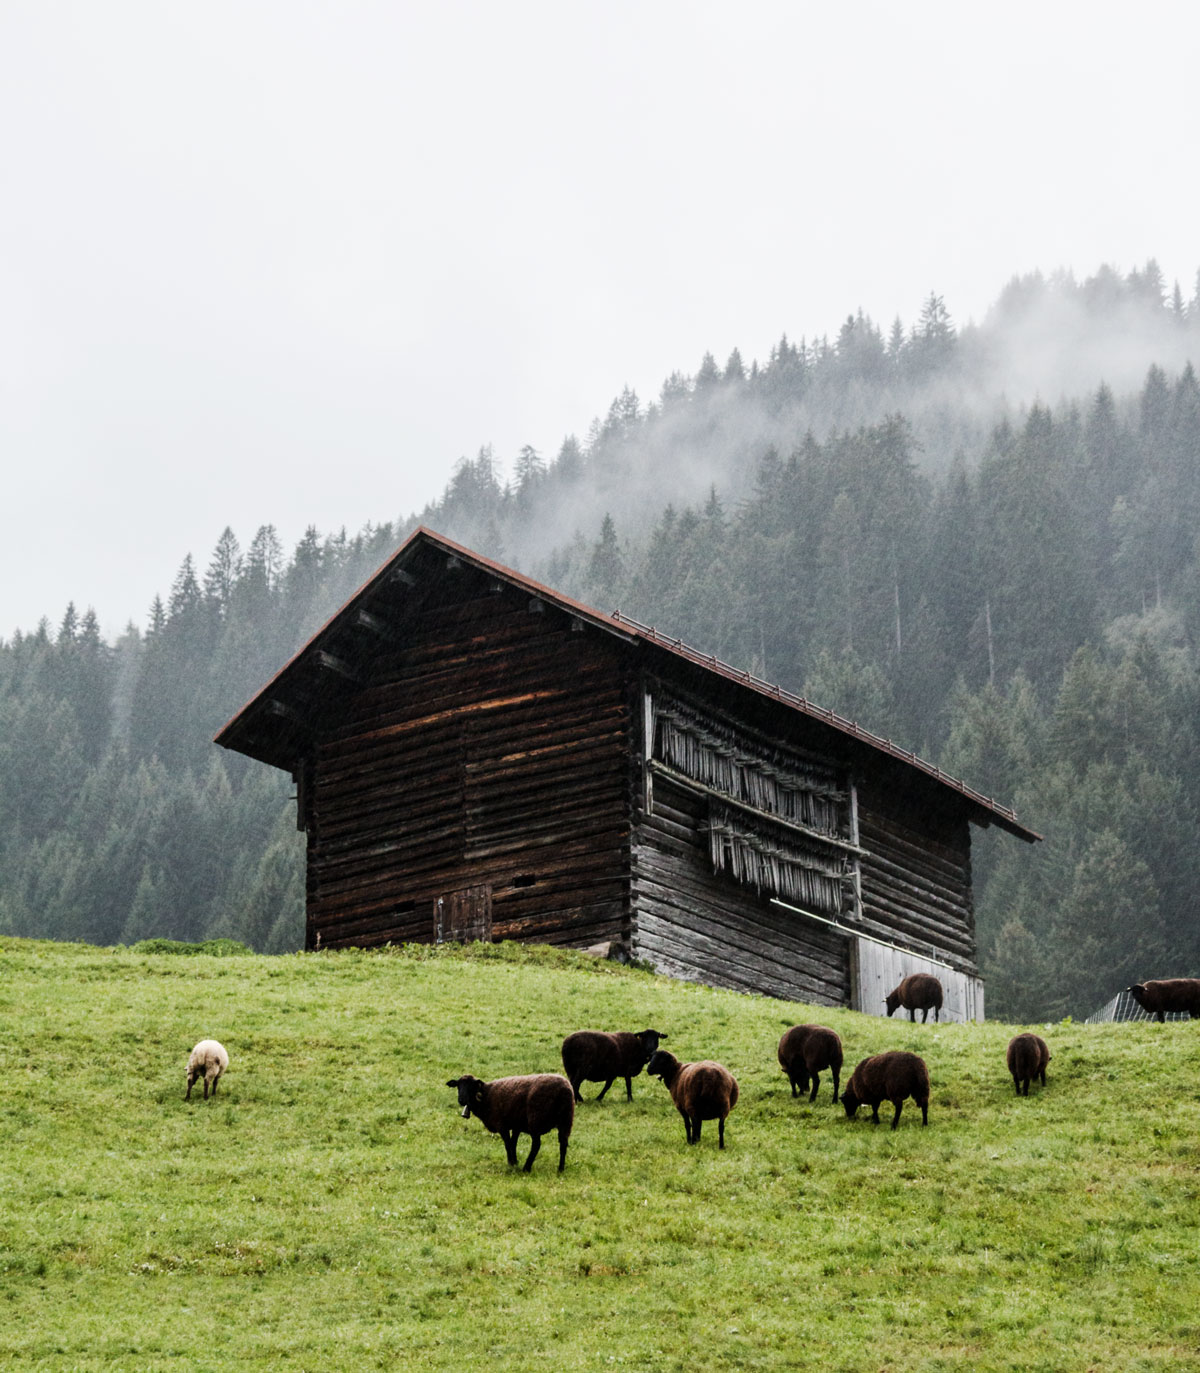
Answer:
xmin=215 ymin=527 xmax=1039 ymax=1018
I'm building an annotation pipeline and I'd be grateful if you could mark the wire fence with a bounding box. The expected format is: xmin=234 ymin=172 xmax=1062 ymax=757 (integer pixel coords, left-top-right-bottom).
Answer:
xmin=1085 ymin=988 xmax=1190 ymax=1024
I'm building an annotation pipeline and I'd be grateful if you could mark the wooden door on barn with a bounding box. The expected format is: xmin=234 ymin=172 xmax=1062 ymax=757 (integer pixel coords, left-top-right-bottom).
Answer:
xmin=435 ymin=884 xmax=493 ymax=944
xmin=852 ymin=938 xmax=984 ymax=1022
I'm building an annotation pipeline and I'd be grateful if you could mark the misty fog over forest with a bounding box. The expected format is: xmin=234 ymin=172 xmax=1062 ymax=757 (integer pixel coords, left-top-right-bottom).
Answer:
xmin=4 ymin=261 xmax=1200 ymax=1020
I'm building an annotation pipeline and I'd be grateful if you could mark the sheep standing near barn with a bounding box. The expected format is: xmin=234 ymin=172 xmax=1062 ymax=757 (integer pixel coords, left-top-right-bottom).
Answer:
xmin=1125 ymin=979 xmax=1200 ymax=1022
xmin=185 ymin=1039 xmax=228 ymax=1100
xmin=777 ymin=1024 xmax=843 ymax=1103
xmin=560 ymin=1028 xmax=666 ymax=1103
xmin=885 ymin=973 xmax=944 ymax=1023
xmin=446 ymin=1073 xmax=575 ymax=1172
xmin=1006 ymin=1033 xmax=1050 ymax=1095
xmin=841 ymin=1050 xmax=930 ymax=1129
xmin=646 ymin=1049 xmax=739 ymax=1148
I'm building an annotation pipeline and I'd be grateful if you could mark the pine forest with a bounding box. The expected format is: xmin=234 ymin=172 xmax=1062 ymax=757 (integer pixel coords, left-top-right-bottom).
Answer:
xmin=4 ymin=262 xmax=1200 ymax=1022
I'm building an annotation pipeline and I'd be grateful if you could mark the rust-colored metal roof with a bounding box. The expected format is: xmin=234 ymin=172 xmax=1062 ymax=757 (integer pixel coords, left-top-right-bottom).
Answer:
xmin=214 ymin=525 xmax=1041 ymax=843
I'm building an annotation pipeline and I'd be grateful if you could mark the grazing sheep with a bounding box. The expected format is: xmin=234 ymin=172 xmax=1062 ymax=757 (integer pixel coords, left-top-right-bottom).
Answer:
xmin=561 ymin=1028 xmax=666 ymax=1103
xmin=1125 ymin=978 xmax=1200 ymax=1022
xmin=1006 ymin=1033 xmax=1050 ymax=1096
xmin=446 ymin=1073 xmax=574 ymax=1172
xmin=185 ymin=1039 xmax=228 ymax=1100
xmin=885 ymin=973 xmax=944 ymax=1023
xmin=777 ymin=1024 xmax=843 ymax=1103
xmin=841 ymin=1050 xmax=930 ymax=1129
xmin=646 ymin=1049 xmax=739 ymax=1148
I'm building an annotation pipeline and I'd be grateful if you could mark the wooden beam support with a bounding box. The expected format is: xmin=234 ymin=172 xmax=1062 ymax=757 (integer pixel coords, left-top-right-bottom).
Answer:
xmin=314 ymin=650 xmax=360 ymax=684
xmin=354 ymin=609 xmax=395 ymax=640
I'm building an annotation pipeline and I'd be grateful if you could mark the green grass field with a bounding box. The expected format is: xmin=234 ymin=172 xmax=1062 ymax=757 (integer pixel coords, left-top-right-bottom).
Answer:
xmin=1 ymin=937 xmax=1198 ymax=1371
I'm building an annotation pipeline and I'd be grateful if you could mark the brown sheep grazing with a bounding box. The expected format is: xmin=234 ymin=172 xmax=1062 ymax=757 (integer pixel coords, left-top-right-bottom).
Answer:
xmin=841 ymin=1050 xmax=930 ymax=1129
xmin=446 ymin=1073 xmax=575 ymax=1172
xmin=885 ymin=972 xmax=944 ymax=1023
xmin=1126 ymin=978 xmax=1200 ymax=1022
xmin=646 ymin=1049 xmax=739 ymax=1148
xmin=561 ymin=1028 xmax=666 ymax=1103
xmin=777 ymin=1024 xmax=843 ymax=1103
xmin=1006 ymin=1033 xmax=1050 ymax=1096
xmin=185 ymin=1039 xmax=228 ymax=1100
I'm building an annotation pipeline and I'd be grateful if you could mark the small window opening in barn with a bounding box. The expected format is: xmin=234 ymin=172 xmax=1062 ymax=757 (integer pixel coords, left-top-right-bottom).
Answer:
xmin=510 ymin=874 xmax=538 ymax=888
xmin=391 ymin=900 xmax=417 ymax=915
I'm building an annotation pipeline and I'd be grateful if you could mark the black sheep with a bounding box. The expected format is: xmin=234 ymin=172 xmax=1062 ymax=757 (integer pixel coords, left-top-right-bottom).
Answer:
xmin=841 ymin=1050 xmax=930 ymax=1129
xmin=561 ymin=1028 xmax=666 ymax=1103
xmin=1126 ymin=978 xmax=1200 ymax=1022
xmin=1006 ymin=1033 xmax=1050 ymax=1096
xmin=885 ymin=973 xmax=944 ymax=1023
xmin=646 ymin=1049 xmax=739 ymax=1148
xmin=777 ymin=1024 xmax=843 ymax=1103
xmin=446 ymin=1073 xmax=575 ymax=1172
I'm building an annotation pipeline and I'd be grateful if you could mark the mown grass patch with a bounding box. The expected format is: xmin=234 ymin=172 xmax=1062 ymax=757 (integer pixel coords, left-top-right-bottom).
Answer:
xmin=1 ymin=936 xmax=1198 ymax=1370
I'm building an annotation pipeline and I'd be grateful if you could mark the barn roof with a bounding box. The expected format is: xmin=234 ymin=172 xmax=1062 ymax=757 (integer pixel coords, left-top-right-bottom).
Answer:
xmin=215 ymin=525 xmax=1041 ymax=843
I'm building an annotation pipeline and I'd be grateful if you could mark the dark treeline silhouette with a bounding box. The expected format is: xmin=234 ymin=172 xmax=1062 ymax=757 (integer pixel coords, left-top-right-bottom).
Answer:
xmin=3 ymin=261 xmax=1199 ymax=1018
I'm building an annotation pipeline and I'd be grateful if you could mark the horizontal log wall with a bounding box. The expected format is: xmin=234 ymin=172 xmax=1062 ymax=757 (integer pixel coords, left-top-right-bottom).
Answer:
xmin=306 ymin=584 xmax=631 ymax=950
xmin=632 ymin=775 xmax=851 ymax=1005
xmin=854 ymin=784 xmax=976 ymax=972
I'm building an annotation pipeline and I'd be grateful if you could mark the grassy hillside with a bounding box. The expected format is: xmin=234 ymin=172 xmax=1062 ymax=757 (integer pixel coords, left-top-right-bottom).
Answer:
xmin=1 ymin=938 xmax=1198 ymax=1372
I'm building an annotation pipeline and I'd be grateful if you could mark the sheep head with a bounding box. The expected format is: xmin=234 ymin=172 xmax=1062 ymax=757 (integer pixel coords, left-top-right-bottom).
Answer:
xmin=637 ymin=1029 xmax=666 ymax=1064
xmin=646 ymin=1049 xmax=679 ymax=1084
xmin=840 ymin=1082 xmax=862 ymax=1118
xmin=447 ymin=1076 xmax=486 ymax=1119
xmin=884 ymin=989 xmax=901 ymax=1017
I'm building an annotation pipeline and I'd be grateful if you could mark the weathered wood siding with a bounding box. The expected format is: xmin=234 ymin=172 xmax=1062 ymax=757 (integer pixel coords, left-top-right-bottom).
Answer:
xmin=632 ymin=773 xmax=852 ymax=1005
xmin=854 ymin=775 xmax=976 ymax=972
xmin=852 ymin=939 xmax=984 ymax=1023
xmin=304 ymin=587 xmax=631 ymax=950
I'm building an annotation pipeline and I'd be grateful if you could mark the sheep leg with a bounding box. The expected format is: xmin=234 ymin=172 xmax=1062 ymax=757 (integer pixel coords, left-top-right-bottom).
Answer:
xmin=185 ymin=1076 xmax=194 ymax=1101
xmin=921 ymin=1008 xmax=930 ymax=1023
xmin=624 ymin=1075 xmax=633 ymax=1102
xmin=203 ymin=1078 xmax=210 ymax=1100
xmin=808 ymin=1072 xmax=820 ymax=1104
xmin=870 ymin=1104 xmax=881 ymax=1124
xmin=595 ymin=1078 xmax=615 ymax=1102
xmin=1156 ymin=1011 xmax=1165 ymax=1023
xmin=677 ymin=1108 xmax=692 ymax=1143
xmin=891 ymin=1100 xmax=903 ymax=1130
xmin=788 ymin=1073 xmax=800 ymax=1098
xmin=908 ymin=1007 xmax=916 ymax=1022
xmin=523 ymin=1133 xmax=542 ymax=1173
xmin=1022 ymin=1077 xmax=1030 ymax=1097
xmin=570 ymin=1077 xmax=584 ymax=1104
xmin=1011 ymin=1074 xmax=1021 ymax=1095
xmin=831 ymin=1068 xmax=840 ymax=1103
xmin=919 ymin=1100 xmax=928 ymax=1125
xmin=500 ymin=1129 xmax=520 ymax=1166
xmin=210 ymin=1074 xmax=219 ymax=1098
xmin=557 ymin=1127 xmax=569 ymax=1172
xmin=1039 ymin=1069 xmax=1047 ymax=1087
xmin=718 ymin=1117 xmax=726 ymax=1150
xmin=691 ymin=1117 xmax=702 ymax=1144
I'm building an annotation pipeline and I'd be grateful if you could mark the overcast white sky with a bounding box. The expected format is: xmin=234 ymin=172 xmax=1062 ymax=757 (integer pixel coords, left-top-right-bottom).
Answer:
xmin=1 ymin=1 xmax=1196 ymax=640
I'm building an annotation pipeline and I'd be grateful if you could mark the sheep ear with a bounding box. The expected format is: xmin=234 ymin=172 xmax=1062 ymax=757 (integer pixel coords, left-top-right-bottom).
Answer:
xmin=446 ymin=1079 xmax=460 ymax=1088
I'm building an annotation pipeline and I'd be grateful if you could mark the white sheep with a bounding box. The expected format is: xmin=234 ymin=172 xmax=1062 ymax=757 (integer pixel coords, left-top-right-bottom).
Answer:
xmin=185 ymin=1039 xmax=229 ymax=1100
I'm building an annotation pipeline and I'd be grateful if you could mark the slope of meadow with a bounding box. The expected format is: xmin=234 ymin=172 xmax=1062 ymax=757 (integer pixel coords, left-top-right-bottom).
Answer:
xmin=0 ymin=937 xmax=1197 ymax=1371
